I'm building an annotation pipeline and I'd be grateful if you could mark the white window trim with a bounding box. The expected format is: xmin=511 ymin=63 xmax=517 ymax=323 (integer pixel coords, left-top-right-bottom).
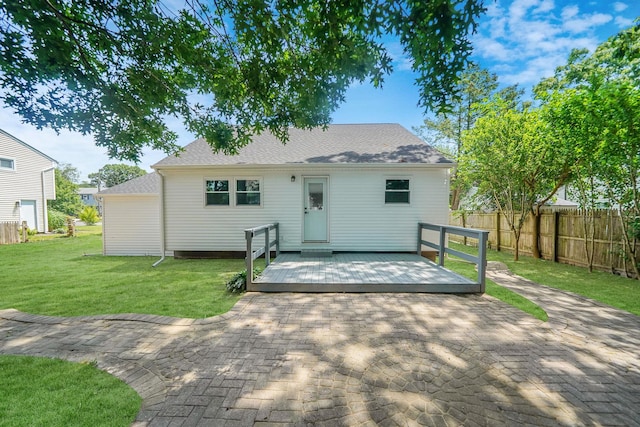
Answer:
xmin=384 ymin=177 xmax=411 ymax=205
xmin=0 ymin=156 xmax=16 ymax=172
xmin=234 ymin=177 xmax=263 ymax=207
xmin=204 ymin=178 xmax=231 ymax=207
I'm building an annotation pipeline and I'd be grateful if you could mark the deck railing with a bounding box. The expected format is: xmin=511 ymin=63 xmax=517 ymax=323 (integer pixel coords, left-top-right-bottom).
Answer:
xmin=245 ymin=222 xmax=280 ymax=288
xmin=418 ymin=222 xmax=489 ymax=292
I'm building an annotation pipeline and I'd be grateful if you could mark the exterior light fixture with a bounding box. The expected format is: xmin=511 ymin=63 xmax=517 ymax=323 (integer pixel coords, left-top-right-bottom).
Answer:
xmin=291 ymin=175 xmax=296 ymax=182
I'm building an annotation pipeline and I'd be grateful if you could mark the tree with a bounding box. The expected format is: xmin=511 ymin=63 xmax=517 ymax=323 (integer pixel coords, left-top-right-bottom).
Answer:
xmin=89 ymin=164 xmax=147 ymax=189
xmin=459 ymin=99 xmax=571 ymax=261
xmin=535 ymin=22 xmax=640 ymax=277
xmin=413 ymin=64 xmax=499 ymax=209
xmin=56 ymin=163 xmax=80 ymax=184
xmin=49 ymin=168 xmax=83 ymax=216
xmin=0 ymin=0 xmax=485 ymax=162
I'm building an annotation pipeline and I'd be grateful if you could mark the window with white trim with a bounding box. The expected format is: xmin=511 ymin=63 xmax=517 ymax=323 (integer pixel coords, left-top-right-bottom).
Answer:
xmin=385 ymin=179 xmax=410 ymax=204
xmin=236 ymin=179 xmax=261 ymax=205
xmin=0 ymin=157 xmax=15 ymax=171
xmin=205 ymin=180 xmax=230 ymax=205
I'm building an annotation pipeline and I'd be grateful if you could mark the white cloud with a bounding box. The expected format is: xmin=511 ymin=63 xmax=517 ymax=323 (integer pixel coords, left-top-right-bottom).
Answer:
xmin=471 ymin=0 xmax=635 ymax=91
xmin=615 ymin=16 xmax=633 ymax=28
xmin=561 ymin=5 xmax=579 ymax=20
xmin=562 ymin=13 xmax=612 ymax=34
xmin=533 ymin=0 xmax=555 ymax=14
xmin=613 ymin=2 xmax=628 ymax=13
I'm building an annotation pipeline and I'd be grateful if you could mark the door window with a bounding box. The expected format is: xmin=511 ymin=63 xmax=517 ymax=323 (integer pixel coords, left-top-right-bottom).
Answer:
xmin=308 ymin=183 xmax=324 ymax=210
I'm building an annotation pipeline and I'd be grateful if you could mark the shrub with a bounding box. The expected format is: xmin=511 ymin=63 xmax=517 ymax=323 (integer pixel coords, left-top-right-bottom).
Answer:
xmin=47 ymin=209 xmax=66 ymax=231
xmin=225 ymin=268 xmax=261 ymax=293
xmin=79 ymin=206 xmax=100 ymax=225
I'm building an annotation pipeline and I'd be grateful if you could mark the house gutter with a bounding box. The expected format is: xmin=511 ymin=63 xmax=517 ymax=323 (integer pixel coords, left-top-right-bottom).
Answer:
xmin=41 ymin=165 xmax=56 ymax=232
xmin=152 ymin=170 xmax=166 ymax=267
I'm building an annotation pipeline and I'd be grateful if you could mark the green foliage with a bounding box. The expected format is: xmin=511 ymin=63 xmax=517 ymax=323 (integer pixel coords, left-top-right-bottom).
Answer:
xmin=89 ymin=164 xmax=147 ymax=189
xmin=225 ymin=267 xmax=261 ymax=293
xmin=0 ymin=1 xmax=484 ymax=161
xmin=534 ymin=22 xmax=640 ymax=277
xmin=49 ymin=169 xmax=83 ymax=216
xmin=47 ymin=209 xmax=67 ymax=231
xmin=413 ymin=63 xmax=502 ymax=209
xmin=56 ymin=163 xmax=80 ymax=183
xmin=458 ymin=98 xmax=572 ymax=260
xmin=78 ymin=206 xmax=100 ymax=225
xmin=0 ymin=355 xmax=140 ymax=427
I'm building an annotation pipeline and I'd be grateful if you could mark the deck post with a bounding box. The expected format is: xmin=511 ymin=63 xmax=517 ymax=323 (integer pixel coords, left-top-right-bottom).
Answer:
xmin=417 ymin=223 xmax=423 ymax=255
xmin=438 ymin=226 xmax=446 ymax=266
xmin=245 ymin=229 xmax=254 ymax=288
xmin=275 ymin=222 xmax=280 ymax=256
xmin=265 ymin=227 xmax=271 ymax=266
xmin=477 ymin=230 xmax=489 ymax=293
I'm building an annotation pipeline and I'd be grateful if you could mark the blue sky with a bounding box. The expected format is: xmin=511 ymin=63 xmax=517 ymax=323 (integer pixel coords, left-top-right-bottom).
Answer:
xmin=1 ymin=0 xmax=638 ymax=181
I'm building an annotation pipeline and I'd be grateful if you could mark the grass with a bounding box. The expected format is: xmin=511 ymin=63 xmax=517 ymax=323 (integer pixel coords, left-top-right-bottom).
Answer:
xmin=448 ymin=242 xmax=640 ymax=317
xmin=0 ymin=355 xmax=141 ymax=427
xmin=0 ymin=227 xmax=244 ymax=318
xmin=443 ymin=256 xmax=548 ymax=322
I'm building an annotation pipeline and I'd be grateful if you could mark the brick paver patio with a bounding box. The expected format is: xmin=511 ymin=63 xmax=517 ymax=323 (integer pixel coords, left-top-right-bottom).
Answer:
xmin=1 ymin=263 xmax=639 ymax=426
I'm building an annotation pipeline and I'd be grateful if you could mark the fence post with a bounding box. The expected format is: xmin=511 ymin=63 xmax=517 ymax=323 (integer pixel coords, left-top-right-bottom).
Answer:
xmin=477 ymin=231 xmax=489 ymax=293
xmin=552 ymin=211 xmax=559 ymax=263
xmin=438 ymin=226 xmax=446 ymax=266
xmin=245 ymin=229 xmax=254 ymax=288
xmin=265 ymin=227 xmax=271 ymax=266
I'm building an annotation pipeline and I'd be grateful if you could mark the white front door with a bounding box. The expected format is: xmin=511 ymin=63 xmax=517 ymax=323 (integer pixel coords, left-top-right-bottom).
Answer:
xmin=20 ymin=200 xmax=37 ymax=230
xmin=303 ymin=177 xmax=328 ymax=242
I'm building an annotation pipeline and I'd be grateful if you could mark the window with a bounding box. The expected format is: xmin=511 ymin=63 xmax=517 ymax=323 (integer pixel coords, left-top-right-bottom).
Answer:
xmin=236 ymin=179 xmax=261 ymax=205
xmin=0 ymin=157 xmax=15 ymax=171
xmin=385 ymin=179 xmax=410 ymax=204
xmin=205 ymin=180 xmax=230 ymax=205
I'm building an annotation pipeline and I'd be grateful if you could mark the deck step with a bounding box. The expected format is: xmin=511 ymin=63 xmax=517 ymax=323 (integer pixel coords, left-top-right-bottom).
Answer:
xmin=300 ymin=249 xmax=333 ymax=258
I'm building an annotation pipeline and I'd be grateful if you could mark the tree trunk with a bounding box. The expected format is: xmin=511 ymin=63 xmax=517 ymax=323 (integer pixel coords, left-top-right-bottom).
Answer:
xmin=450 ymin=186 xmax=461 ymax=210
xmin=512 ymin=228 xmax=520 ymax=261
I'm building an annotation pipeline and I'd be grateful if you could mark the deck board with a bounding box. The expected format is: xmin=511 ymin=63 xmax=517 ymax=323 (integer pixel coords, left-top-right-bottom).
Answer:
xmin=250 ymin=253 xmax=479 ymax=293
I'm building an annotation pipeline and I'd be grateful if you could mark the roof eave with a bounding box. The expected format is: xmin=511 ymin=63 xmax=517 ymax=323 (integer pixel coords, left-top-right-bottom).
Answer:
xmin=153 ymin=162 xmax=455 ymax=171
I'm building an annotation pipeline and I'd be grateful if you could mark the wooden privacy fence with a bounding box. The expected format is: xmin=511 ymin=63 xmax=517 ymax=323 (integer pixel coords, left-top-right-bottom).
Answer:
xmin=449 ymin=209 xmax=639 ymax=276
xmin=0 ymin=221 xmax=20 ymax=245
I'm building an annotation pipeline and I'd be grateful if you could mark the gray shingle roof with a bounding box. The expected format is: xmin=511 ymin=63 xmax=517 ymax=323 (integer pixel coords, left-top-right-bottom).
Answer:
xmin=97 ymin=172 xmax=160 ymax=196
xmin=153 ymin=123 xmax=452 ymax=168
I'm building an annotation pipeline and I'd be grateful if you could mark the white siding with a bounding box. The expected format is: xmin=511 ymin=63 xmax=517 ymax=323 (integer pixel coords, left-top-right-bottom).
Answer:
xmin=0 ymin=133 xmax=56 ymax=232
xmin=162 ymin=166 xmax=449 ymax=252
xmin=102 ymin=195 xmax=161 ymax=255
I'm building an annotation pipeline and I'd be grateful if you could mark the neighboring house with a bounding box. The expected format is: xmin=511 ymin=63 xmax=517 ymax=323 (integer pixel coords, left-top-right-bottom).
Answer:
xmin=78 ymin=187 xmax=102 ymax=214
xmin=98 ymin=123 xmax=453 ymax=256
xmin=0 ymin=129 xmax=57 ymax=232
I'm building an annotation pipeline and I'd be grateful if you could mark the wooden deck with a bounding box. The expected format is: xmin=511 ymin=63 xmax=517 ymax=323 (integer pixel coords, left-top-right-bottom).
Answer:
xmin=248 ymin=253 xmax=480 ymax=293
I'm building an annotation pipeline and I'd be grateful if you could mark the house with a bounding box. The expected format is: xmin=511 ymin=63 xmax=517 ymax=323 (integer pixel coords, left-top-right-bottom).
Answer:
xmin=0 ymin=129 xmax=57 ymax=232
xmin=98 ymin=124 xmax=453 ymax=257
xmin=77 ymin=187 xmax=102 ymax=214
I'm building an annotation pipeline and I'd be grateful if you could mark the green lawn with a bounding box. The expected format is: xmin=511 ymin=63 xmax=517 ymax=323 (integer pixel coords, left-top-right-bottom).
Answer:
xmin=444 ymin=256 xmax=548 ymax=321
xmin=0 ymin=355 xmax=141 ymax=427
xmin=1 ymin=227 xmax=244 ymax=318
xmin=448 ymin=242 xmax=640 ymax=316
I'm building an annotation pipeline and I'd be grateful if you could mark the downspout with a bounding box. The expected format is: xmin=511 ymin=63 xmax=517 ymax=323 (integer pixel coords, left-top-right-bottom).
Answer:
xmin=41 ymin=165 xmax=56 ymax=232
xmin=152 ymin=170 xmax=166 ymax=267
